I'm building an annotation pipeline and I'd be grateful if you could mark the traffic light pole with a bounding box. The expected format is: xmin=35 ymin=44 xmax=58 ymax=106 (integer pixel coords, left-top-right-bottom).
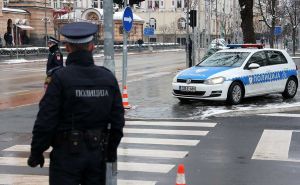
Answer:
xmin=186 ymin=0 xmax=190 ymax=68
xmin=103 ymin=0 xmax=115 ymax=75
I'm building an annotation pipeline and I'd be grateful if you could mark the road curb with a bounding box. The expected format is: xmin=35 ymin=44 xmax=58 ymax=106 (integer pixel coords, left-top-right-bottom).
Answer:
xmin=125 ymin=104 xmax=300 ymax=121
xmin=124 ymin=117 xmax=210 ymax=121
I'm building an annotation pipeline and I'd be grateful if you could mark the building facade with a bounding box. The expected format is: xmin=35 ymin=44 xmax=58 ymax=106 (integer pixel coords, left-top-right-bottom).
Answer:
xmin=55 ymin=8 xmax=144 ymax=44
xmin=132 ymin=0 xmax=238 ymax=45
xmin=0 ymin=0 xmax=54 ymax=46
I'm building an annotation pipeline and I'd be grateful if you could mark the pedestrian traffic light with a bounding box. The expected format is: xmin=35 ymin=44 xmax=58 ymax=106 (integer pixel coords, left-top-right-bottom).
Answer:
xmin=188 ymin=10 xmax=197 ymax=28
xmin=129 ymin=0 xmax=145 ymax=6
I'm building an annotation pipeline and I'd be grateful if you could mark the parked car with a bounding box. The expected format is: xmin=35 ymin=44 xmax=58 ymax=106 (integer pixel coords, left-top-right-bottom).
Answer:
xmin=172 ymin=44 xmax=298 ymax=105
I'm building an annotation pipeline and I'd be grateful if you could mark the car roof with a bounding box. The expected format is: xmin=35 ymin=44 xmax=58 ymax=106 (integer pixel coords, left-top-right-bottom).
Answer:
xmin=217 ymin=48 xmax=286 ymax=53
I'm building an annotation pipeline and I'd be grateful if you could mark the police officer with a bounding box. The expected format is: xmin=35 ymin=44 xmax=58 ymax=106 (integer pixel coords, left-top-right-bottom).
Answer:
xmin=46 ymin=36 xmax=63 ymax=73
xmin=27 ymin=22 xmax=125 ymax=185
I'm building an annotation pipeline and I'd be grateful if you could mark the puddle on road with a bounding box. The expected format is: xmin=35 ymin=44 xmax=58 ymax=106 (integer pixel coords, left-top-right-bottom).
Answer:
xmin=125 ymin=93 xmax=300 ymax=120
xmin=0 ymin=90 xmax=43 ymax=110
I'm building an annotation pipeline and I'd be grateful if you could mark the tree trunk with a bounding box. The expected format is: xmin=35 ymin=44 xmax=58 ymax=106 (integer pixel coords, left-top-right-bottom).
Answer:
xmin=239 ymin=0 xmax=256 ymax=43
xmin=292 ymin=28 xmax=296 ymax=56
xmin=269 ymin=26 xmax=275 ymax=48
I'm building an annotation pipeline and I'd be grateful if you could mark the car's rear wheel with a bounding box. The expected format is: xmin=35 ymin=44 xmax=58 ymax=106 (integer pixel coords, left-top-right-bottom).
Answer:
xmin=227 ymin=82 xmax=243 ymax=105
xmin=282 ymin=77 xmax=298 ymax=99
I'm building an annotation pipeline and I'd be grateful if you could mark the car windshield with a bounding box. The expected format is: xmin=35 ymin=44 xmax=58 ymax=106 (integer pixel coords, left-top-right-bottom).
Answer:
xmin=197 ymin=52 xmax=250 ymax=67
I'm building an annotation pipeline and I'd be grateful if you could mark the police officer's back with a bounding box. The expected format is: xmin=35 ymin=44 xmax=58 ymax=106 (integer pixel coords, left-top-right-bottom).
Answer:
xmin=27 ymin=22 xmax=125 ymax=185
xmin=46 ymin=36 xmax=63 ymax=73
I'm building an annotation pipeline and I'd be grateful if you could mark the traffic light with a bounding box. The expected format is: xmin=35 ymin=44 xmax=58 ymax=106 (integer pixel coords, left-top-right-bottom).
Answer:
xmin=129 ymin=0 xmax=145 ymax=6
xmin=188 ymin=10 xmax=197 ymax=28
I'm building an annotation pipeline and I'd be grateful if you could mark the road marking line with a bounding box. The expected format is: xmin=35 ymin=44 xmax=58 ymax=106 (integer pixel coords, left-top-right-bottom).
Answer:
xmin=259 ymin=113 xmax=300 ymax=118
xmin=3 ymin=145 xmax=188 ymax=158
xmin=124 ymin=128 xmax=208 ymax=136
xmin=252 ymin=130 xmax=292 ymax=161
xmin=125 ymin=121 xmax=217 ymax=127
xmin=0 ymin=174 xmax=156 ymax=185
xmin=118 ymin=162 xmax=174 ymax=173
xmin=0 ymin=157 xmax=173 ymax=173
xmin=121 ymin=137 xmax=200 ymax=146
xmin=118 ymin=148 xmax=188 ymax=158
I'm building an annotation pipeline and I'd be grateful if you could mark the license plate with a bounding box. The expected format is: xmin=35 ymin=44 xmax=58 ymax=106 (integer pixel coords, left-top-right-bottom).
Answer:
xmin=179 ymin=86 xmax=196 ymax=92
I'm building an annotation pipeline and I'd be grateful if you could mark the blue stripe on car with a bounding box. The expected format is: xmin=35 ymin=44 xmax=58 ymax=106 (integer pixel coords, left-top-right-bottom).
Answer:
xmin=229 ymin=69 xmax=297 ymax=85
xmin=177 ymin=66 xmax=234 ymax=80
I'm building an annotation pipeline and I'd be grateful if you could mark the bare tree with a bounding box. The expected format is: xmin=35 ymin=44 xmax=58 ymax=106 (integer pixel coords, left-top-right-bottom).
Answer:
xmin=257 ymin=0 xmax=278 ymax=48
xmin=281 ymin=0 xmax=300 ymax=55
xmin=238 ymin=0 xmax=256 ymax=43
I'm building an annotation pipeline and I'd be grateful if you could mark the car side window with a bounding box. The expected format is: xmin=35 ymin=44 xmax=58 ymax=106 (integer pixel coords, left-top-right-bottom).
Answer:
xmin=247 ymin=51 xmax=267 ymax=67
xmin=266 ymin=51 xmax=288 ymax=65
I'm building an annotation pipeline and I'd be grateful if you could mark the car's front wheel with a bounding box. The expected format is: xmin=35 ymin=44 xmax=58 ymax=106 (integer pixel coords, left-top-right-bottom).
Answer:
xmin=282 ymin=77 xmax=298 ymax=99
xmin=227 ymin=82 xmax=243 ymax=105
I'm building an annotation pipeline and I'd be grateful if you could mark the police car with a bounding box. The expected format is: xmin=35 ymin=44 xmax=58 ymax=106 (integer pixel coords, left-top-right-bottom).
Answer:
xmin=172 ymin=44 xmax=298 ymax=105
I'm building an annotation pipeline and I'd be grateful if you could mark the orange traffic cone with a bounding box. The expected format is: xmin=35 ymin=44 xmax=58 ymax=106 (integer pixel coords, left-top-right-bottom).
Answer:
xmin=176 ymin=164 xmax=186 ymax=185
xmin=122 ymin=86 xmax=131 ymax=109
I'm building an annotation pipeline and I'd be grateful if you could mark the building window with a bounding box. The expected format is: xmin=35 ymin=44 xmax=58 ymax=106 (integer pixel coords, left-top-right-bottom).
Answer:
xmin=177 ymin=0 xmax=182 ymax=8
xmin=171 ymin=0 xmax=175 ymax=7
xmin=100 ymin=0 xmax=103 ymax=8
xmin=178 ymin=17 xmax=186 ymax=30
xmin=54 ymin=0 xmax=58 ymax=8
xmin=160 ymin=0 xmax=164 ymax=8
xmin=3 ymin=0 xmax=9 ymax=7
xmin=184 ymin=0 xmax=188 ymax=8
xmin=148 ymin=0 xmax=152 ymax=9
xmin=154 ymin=0 xmax=159 ymax=9
xmin=93 ymin=0 xmax=98 ymax=8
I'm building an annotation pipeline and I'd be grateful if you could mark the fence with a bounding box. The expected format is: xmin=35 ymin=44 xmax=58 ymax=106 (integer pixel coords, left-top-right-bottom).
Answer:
xmin=0 ymin=43 xmax=181 ymax=58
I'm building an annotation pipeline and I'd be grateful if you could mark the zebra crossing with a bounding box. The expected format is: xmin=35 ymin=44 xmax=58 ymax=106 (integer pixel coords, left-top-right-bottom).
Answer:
xmin=0 ymin=120 xmax=217 ymax=185
xmin=252 ymin=129 xmax=300 ymax=163
xmin=253 ymin=112 xmax=300 ymax=163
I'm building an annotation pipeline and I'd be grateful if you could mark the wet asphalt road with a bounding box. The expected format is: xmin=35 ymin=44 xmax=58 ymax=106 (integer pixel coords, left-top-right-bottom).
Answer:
xmin=0 ymin=50 xmax=300 ymax=119
xmin=0 ymin=50 xmax=300 ymax=184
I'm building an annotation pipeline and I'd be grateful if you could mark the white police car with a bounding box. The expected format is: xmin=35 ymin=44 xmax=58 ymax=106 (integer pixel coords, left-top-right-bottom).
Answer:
xmin=172 ymin=44 xmax=298 ymax=105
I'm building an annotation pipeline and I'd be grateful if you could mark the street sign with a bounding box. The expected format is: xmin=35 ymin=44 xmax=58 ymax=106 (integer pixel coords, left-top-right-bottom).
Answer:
xmin=274 ymin=26 xmax=282 ymax=36
xmin=123 ymin=7 xmax=133 ymax=32
xmin=144 ymin=27 xmax=154 ymax=36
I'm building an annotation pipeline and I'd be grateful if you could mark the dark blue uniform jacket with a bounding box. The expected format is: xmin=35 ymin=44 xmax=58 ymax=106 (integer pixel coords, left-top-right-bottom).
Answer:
xmin=46 ymin=45 xmax=63 ymax=73
xmin=31 ymin=50 xmax=125 ymax=157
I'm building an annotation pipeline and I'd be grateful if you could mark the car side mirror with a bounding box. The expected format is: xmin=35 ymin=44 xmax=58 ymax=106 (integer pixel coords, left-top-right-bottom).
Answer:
xmin=248 ymin=63 xmax=260 ymax=70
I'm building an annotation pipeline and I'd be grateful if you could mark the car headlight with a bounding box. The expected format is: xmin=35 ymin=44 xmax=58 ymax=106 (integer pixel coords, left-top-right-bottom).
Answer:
xmin=172 ymin=75 xmax=178 ymax=83
xmin=204 ymin=77 xmax=225 ymax=85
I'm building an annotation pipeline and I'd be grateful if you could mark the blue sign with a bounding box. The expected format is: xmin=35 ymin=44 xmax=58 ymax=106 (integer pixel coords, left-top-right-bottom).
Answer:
xmin=144 ymin=27 xmax=155 ymax=36
xmin=123 ymin=7 xmax=133 ymax=32
xmin=274 ymin=26 xmax=282 ymax=36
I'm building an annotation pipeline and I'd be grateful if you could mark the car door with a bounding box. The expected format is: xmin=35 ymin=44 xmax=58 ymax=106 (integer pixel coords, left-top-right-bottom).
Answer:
xmin=265 ymin=50 xmax=289 ymax=92
xmin=243 ymin=51 xmax=269 ymax=96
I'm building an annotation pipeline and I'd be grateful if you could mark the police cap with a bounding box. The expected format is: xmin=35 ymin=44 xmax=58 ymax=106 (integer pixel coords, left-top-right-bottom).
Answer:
xmin=47 ymin=36 xmax=60 ymax=44
xmin=59 ymin=22 xmax=98 ymax=44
